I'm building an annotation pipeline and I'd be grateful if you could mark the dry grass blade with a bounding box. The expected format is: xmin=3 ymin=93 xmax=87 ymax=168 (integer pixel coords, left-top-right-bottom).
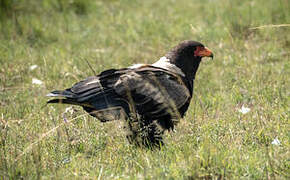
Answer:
xmin=249 ymin=24 xmax=290 ymax=30
xmin=14 ymin=113 xmax=88 ymax=163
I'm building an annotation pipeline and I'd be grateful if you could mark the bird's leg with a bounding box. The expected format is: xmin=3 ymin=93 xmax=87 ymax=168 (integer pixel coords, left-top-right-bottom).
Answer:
xmin=124 ymin=113 xmax=141 ymax=145
xmin=124 ymin=112 xmax=165 ymax=148
xmin=139 ymin=121 xmax=165 ymax=148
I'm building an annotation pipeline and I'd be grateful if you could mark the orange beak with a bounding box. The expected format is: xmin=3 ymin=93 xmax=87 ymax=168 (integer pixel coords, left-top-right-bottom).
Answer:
xmin=194 ymin=47 xmax=214 ymax=59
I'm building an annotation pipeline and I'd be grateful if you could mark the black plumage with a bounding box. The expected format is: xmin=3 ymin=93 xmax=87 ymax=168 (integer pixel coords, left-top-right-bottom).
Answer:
xmin=47 ymin=40 xmax=213 ymax=147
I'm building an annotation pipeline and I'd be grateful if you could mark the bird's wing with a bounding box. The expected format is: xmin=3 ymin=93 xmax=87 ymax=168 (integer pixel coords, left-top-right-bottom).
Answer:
xmin=47 ymin=67 xmax=190 ymax=122
xmin=114 ymin=67 xmax=191 ymax=120
xmin=67 ymin=69 xmax=119 ymax=101
xmin=47 ymin=69 xmax=132 ymax=120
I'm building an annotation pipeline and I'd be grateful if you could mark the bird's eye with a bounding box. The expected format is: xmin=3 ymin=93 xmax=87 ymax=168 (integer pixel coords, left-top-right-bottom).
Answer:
xmin=194 ymin=46 xmax=202 ymax=55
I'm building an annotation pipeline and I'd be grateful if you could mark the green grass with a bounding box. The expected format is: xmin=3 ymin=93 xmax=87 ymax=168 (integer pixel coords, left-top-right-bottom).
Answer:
xmin=0 ymin=0 xmax=289 ymax=179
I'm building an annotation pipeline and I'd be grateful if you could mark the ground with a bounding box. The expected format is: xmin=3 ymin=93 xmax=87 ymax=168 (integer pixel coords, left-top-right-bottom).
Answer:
xmin=0 ymin=0 xmax=289 ymax=179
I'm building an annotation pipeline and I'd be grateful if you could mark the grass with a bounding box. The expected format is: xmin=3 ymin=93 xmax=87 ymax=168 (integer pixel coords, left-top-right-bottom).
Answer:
xmin=0 ymin=0 xmax=289 ymax=179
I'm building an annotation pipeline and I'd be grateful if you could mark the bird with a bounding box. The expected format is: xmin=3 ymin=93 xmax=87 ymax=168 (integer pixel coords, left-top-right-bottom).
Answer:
xmin=47 ymin=40 xmax=213 ymax=148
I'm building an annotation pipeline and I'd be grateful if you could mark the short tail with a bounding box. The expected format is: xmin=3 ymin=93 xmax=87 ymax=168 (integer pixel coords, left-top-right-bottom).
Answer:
xmin=46 ymin=90 xmax=93 ymax=108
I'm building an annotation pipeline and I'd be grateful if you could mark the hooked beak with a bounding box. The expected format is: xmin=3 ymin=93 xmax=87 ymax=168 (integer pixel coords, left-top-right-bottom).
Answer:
xmin=199 ymin=47 xmax=214 ymax=59
xmin=195 ymin=46 xmax=214 ymax=60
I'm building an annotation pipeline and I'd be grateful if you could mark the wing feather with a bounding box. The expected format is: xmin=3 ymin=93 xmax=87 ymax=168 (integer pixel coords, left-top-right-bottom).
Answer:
xmin=114 ymin=69 xmax=191 ymax=119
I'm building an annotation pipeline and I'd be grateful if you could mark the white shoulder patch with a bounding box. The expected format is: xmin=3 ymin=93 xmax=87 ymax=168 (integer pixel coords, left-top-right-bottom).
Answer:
xmin=152 ymin=56 xmax=185 ymax=77
xmin=128 ymin=63 xmax=145 ymax=69
xmin=128 ymin=57 xmax=185 ymax=77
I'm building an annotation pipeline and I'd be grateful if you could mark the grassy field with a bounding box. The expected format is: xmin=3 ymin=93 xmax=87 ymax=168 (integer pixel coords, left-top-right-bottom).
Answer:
xmin=0 ymin=0 xmax=289 ymax=179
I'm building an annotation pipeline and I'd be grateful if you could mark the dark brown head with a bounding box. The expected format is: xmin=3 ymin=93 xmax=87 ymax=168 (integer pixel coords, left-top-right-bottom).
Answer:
xmin=166 ymin=40 xmax=213 ymax=79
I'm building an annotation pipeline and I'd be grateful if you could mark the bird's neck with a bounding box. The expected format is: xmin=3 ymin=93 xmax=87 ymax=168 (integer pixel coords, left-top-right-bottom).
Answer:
xmin=165 ymin=49 xmax=202 ymax=80
xmin=153 ymin=55 xmax=201 ymax=80
xmin=185 ymin=60 xmax=201 ymax=80
xmin=170 ymin=57 xmax=201 ymax=80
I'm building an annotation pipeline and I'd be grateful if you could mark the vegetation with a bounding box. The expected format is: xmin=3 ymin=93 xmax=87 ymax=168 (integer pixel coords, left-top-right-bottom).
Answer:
xmin=0 ymin=0 xmax=289 ymax=179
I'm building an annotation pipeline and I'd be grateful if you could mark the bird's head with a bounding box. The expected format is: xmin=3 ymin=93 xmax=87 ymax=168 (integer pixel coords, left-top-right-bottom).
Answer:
xmin=166 ymin=40 xmax=213 ymax=79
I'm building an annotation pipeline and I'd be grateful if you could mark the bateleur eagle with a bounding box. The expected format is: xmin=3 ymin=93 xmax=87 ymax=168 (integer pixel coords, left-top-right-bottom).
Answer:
xmin=47 ymin=40 xmax=213 ymax=148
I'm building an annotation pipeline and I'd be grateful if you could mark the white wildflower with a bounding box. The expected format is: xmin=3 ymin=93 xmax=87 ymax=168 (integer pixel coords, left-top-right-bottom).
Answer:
xmin=65 ymin=106 xmax=74 ymax=115
xmin=238 ymin=105 xmax=251 ymax=114
xmin=271 ymin=137 xmax=281 ymax=146
xmin=63 ymin=106 xmax=74 ymax=123
xmin=94 ymin=48 xmax=106 ymax=53
xmin=32 ymin=78 xmax=43 ymax=85
xmin=29 ymin=65 xmax=38 ymax=71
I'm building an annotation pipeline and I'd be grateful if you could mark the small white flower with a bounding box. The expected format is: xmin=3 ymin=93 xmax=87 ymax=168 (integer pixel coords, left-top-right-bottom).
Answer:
xmin=32 ymin=78 xmax=43 ymax=85
xmin=94 ymin=48 xmax=106 ymax=53
xmin=271 ymin=137 xmax=281 ymax=146
xmin=65 ymin=106 xmax=74 ymax=115
xmin=238 ymin=105 xmax=251 ymax=114
xmin=29 ymin=65 xmax=38 ymax=71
